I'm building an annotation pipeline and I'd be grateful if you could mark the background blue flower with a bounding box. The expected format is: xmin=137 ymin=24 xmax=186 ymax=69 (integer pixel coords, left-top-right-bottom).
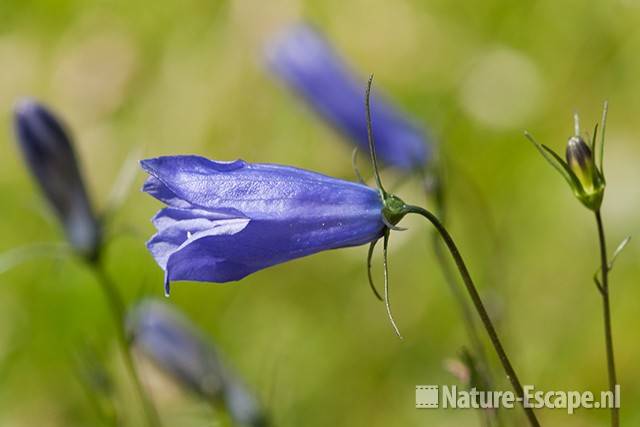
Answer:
xmin=128 ymin=299 xmax=268 ymax=427
xmin=13 ymin=99 xmax=101 ymax=259
xmin=266 ymin=24 xmax=431 ymax=171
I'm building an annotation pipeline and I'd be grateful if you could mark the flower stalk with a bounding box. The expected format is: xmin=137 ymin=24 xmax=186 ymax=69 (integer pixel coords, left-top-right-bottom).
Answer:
xmin=526 ymin=103 xmax=623 ymax=427
xmin=363 ymin=75 xmax=538 ymax=425
xmin=429 ymin=170 xmax=492 ymax=357
xmin=594 ymin=210 xmax=619 ymax=427
xmin=400 ymin=204 xmax=540 ymax=426
xmin=92 ymin=261 xmax=162 ymax=427
xmin=426 ymin=174 xmax=496 ymax=422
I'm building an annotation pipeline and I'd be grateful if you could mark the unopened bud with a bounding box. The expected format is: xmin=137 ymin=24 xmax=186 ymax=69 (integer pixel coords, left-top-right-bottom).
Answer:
xmin=565 ymin=136 xmax=604 ymax=210
xmin=13 ymin=99 xmax=101 ymax=259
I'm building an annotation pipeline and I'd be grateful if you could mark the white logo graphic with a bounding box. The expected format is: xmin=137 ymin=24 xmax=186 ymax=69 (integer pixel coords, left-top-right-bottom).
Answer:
xmin=416 ymin=385 xmax=620 ymax=414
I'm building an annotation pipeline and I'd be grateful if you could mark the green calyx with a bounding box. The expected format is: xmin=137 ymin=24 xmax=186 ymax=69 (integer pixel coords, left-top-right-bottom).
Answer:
xmin=382 ymin=194 xmax=407 ymax=226
xmin=573 ymin=178 xmax=605 ymax=211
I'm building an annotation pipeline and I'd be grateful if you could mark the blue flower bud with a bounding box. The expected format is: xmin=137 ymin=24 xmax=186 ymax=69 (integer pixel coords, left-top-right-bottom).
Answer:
xmin=141 ymin=155 xmax=385 ymax=295
xmin=265 ymin=24 xmax=431 ymax=171
xmin=13 ymin=99 xmax=101 ymax=259
xmin=128 ymin=300 xmax=268 ymax=427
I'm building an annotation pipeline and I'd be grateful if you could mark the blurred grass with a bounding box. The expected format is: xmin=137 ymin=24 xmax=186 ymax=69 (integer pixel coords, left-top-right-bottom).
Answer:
xmin=1 ymin=0 xmax=639 ymax=425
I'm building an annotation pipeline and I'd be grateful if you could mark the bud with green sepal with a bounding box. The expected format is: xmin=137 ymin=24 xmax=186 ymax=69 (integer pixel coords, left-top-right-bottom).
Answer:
xmin=565 ymin=132 xmax=605 ymax=209
xmin=526 ymin=103 xmax=623 ymax=427
xmin=524 ymin=102 xmax=608 ymax=211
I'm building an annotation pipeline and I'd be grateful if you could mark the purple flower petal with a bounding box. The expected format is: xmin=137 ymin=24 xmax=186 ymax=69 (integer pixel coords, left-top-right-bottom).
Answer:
xmin=143 ymin=176 xmax=193 ymax=209
xmin=142 ymin=155 xmax=384 ymax=291
xmin=146 ymin=207 xmax=250 ymax=294
xmin=165 ymin=215 xmax=382 ymax=285
xmin=141 ymin=155 xmax=381 ymax=219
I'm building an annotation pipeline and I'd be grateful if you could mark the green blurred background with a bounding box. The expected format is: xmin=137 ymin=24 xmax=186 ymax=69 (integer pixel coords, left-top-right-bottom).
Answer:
xmin=0 ymin=0 xmax=638 ymax=425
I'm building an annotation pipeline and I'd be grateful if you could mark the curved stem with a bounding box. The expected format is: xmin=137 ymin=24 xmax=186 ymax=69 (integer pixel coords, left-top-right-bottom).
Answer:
xmin=425 ymin=174 xmax=493 ymax=389
xmin=403 ymin=205 xmax=540 ymax=427
xmin=92 ymin=261 xmax=162 ymax=427
xmin=595 ymin=210 xmax=619 ymax=427
xmin=434 ymin=237 xmax=483 ymax=341
xmin=432 ymin=235 xmax=490 ymax=372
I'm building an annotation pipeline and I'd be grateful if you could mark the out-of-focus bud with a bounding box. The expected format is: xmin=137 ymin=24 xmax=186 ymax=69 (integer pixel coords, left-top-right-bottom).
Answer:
xmin=565 ymin=135 xmax=604 ymax=210
xmin=127 ymin=300 xmax=269 ymax=427
xmin=13 ymin=99 xmax=101 ymax=259
xmin=265 ymin=24 xmax=431 ymax=172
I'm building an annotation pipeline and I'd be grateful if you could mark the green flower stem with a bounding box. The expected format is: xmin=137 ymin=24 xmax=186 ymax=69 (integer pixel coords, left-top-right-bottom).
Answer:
xmin=74 ymin=364 xmax=119 ymax=427
xmin=431 ymin=233 xmax=489 ymax=371
xmin=595 ymin=210 xmax=619 ymax=427
xmin=92 ymin=261 xmax=162 ymax=427
xmin=430 ymin=221 xmax=497 ymax=427
xmin=403 ymin=204 xmax=540 ymax=427
xmin=426 ymin=178 xmax=498 ymax=427
xmin=433 ymin=229 xmax=496 ymax=427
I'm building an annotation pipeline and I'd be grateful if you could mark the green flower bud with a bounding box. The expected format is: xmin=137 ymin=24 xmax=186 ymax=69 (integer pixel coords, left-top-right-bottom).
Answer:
xmin=525 ymin=103 xmax=609 ymax=213
xmin=565 ymin=135 xmax=605 ymax=210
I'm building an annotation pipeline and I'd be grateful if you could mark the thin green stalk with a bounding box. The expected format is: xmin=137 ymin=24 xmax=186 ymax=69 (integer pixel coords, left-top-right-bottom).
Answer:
xmin=76 ymin=370 xmax=119 ymax=427
xmin=92 ymin=262 xmax=162 ymax=427
xmin=432 ymin=227 xmax=496 ymax=427
xmin=595 ymin=210 xmax=619 ymax=427
xmin=427 ymin=176 xmax=492 ymax=384
xmin=403 ymin=205 xmax=540 ymax=427
xmin=424 ymin=173 xmax=499 ymax=427
xmin=432 ymin=233 xmax=489 ymax=367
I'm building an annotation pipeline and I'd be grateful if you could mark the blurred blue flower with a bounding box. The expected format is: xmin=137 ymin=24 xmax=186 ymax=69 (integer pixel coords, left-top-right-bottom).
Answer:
xmin=141 ymin=155 xmax=385 ymax=294
xmin=265 ymin=24 xmax=430 ymax=171
xmin=128 ymin=300 xmax=268 ymax=427
xmin=13 ymin=99 xmax=101 ymax=259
